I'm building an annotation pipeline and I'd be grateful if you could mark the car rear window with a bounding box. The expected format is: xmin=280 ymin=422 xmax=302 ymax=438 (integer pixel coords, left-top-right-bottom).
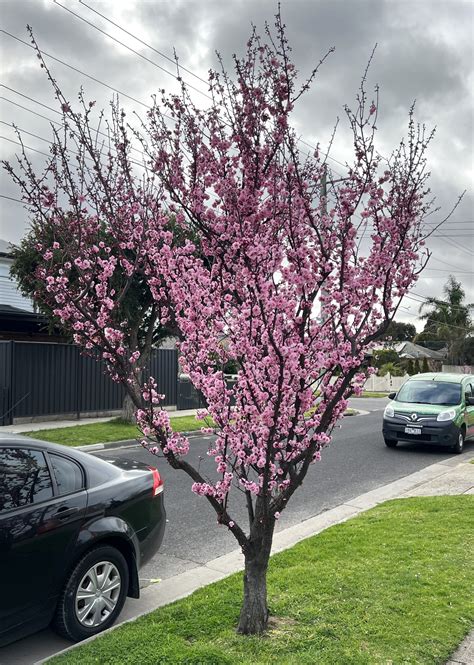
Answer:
xmin=49 ymin=454 xmax=84 ymax=495
xmin=0 ymin=448 xmax=53 ymax=512
xmin=396 ymin=380 xmax=461 ymax=406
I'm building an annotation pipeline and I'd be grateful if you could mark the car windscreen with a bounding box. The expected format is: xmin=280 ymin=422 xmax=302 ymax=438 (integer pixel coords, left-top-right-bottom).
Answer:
xmin=396 ymin=380 xmax=461 ymax=406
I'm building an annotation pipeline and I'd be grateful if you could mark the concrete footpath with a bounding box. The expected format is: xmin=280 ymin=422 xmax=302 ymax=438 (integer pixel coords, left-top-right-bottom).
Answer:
xmin=34 ymin=451 xmax=474 ymax=665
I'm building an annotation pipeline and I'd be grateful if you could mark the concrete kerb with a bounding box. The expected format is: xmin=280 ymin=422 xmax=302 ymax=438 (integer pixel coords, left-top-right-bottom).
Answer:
xmin=75 ymin=429 xmax=205 ymax=452
xmin=36 ymin=449 xmax=474 ymax=664
xmin=3 ymin=409 xmax=366 ymax=453
xmin=75 ymin=410 xmax=366 ymax=452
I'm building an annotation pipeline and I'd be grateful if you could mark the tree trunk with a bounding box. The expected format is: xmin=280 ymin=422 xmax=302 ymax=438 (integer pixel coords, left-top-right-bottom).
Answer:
xmin=121 ymin=368 xmax=144 ymax=423
xmin=237 ymin=555 xmax=270 ymax=634
xmin=121 ymin=392 xmax=136 ymax=423
xmin=237 ymin=518 xmax=275 ymax=635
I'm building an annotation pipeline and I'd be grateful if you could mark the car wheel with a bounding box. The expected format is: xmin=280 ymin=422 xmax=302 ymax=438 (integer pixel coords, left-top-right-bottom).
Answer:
xmin=451 ymin=429 xmax=465 ymax=455
xmin=384 ymin=437 xmax=398 ymax=448
xmin=52 ymin=545 xmax=129 ymax=642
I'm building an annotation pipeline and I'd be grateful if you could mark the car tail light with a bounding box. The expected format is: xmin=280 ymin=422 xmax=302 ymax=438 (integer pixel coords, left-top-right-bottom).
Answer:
xmin=149 ymin=466 xmax=164 ymax=496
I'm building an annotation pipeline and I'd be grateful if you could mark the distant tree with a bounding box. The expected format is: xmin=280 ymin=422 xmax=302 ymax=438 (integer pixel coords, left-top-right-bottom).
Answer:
xmin=380 ymin=320 xmax=416 ymax=342
xmin=379 ymin=362 xmax=404 ymax=377
xmin=447 ymin=337 xmax=474 ymax=365
xmin=10 ymin=218 xmax=181 ymax=422
xmin=372 ymin=349 xmax=400 ymax=369
xmin=421 ymin=357 xmax=430 ymax=373
xmin=406 ymin=359 xmax=415 ymax=375
xmin=417 ymin=276 xmax=473 ymax=344
xmin=414 ymin=359 xmax=421 ymax=373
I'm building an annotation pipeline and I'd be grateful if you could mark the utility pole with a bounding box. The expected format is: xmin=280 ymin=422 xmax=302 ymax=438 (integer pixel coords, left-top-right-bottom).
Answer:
xmin=319 ymin=166 xmax=349 ymax=325
xmin=320 ymin=164 xmax=329 ymax=324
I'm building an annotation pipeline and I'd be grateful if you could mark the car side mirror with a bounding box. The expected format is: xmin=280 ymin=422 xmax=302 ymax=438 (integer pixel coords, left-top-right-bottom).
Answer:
xmin=388 ymin=392 xmax=397 ymax=400
xmin=465 ymin=395 xmax=474 ymax=406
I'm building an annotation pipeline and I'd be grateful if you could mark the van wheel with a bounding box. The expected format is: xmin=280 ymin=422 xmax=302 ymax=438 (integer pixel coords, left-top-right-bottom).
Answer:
xmin=384 ymin=438 xmax=398 ymax=448
xmin=52 ymin=545 xmax=129 ymax=642
xmin=451 ymin=430 xmax=465 ymax=455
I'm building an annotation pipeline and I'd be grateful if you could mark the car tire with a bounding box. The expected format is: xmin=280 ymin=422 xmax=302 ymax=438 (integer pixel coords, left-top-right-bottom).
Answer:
xmin=52 ymin=545 xmax=129 ymax=642
xmin=384 ymin=437 xmax=398 ymax=448
xmin=451 ymin=429 xmax=465 ymax=455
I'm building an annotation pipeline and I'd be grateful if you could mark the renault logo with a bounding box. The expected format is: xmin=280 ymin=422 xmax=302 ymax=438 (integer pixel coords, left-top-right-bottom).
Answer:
xmin=411 ymin=413 xmax=418 ymax=421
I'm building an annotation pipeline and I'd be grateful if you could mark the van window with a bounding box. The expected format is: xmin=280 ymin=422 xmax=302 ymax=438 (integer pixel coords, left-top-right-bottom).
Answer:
xmin=396 ymin=381 xmax=461 ymax=406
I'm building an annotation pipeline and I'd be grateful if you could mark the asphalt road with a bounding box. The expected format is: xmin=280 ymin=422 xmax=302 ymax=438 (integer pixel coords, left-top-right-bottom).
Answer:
xmin=3 ymin=397 xmax=472 ymax=664
xmin=96 ymin=397 xmax=461 ymax=583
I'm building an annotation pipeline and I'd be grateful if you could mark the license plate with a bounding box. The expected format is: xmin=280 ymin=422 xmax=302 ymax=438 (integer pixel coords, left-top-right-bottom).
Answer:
xmin=404 ymin=427 xmax=422 ymax=435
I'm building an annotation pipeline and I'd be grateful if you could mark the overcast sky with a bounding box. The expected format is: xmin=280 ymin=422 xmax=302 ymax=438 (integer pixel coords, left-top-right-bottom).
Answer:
xmin=0 ymin=0 xmax=472 ymax=330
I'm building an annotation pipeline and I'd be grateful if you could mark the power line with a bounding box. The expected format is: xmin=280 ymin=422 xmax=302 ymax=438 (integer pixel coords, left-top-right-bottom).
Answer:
xmin=404 ymin=293 xmax=473 ymax=317
xmin=1 ymin=20 xmax=471 ymax=263
xmin=53 ymin=1 xmax=211 ymax=102
xmin=0 ymin=135 xmax=51 ymax=158
xmin=1 ymin=96 xmax=61 ymax=126
xmin=426 ymin=234 xmax=473 ymax=238
xmin=55 ymin=0 xmax=350 ymax=174
xmin=423 ymin=268 xmax=472 ymax=274
xmin=443 ymin=236 xmax=474 ymax=258
xmin=78 ymin=0 xmax=210 ymax=89
xmin=0 ymin=93 xmax=146 ymax=160
xmin=429 ymin=255 xmax=472 ymax=271
xmin=411 ymin=291 xmax=473 ymax=307
xmin=400 ymin=307 xmax=471 ymax=332
xmin=0 ymin=193 xmax=24 ymax=204
xmin=0 ymin=85 xmax=62 ymax=117
xmin=0 ymin=29 xmax=151 ymax=110
xmin=0 ymin=119 xmax=147 ymax=168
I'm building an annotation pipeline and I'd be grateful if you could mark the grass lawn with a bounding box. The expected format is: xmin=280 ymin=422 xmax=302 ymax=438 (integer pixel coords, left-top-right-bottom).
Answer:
xmin=359 ymin=391 xmax=390 ymax=398
xmin=25 ymin=409 xmax=360 ymax=447
xmin=23 ymin=415 xmax=211 ymax=447
xmin=50 ymin=496 xmax=474 ymax=665
xmin=344 ymin=408 xmax=358 ymax=416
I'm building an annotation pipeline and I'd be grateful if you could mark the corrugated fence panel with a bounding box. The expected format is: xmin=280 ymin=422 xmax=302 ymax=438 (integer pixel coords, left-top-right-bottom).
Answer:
xmin=2 ymin=342 xmax=179 ymax=421
xmin=0 ymin=342 xmax=12 ymax=425
xmin=80 ymin=352 xmax=124 ymax=413
xmin=148 ymin=349 xmax=178 ymax=407
xmin=12 ymin=342 xmax=80 ymax=418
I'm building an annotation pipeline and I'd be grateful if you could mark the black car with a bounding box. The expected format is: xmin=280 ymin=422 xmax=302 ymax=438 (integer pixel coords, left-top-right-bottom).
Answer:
xmin=0 ymin=437 xmax=165 ymax=646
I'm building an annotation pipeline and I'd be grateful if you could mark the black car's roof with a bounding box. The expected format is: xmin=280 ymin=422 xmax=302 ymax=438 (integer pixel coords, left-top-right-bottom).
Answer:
xmin=0 ymin=435 xmax=154 ymax=479
xmin=0 ymin=434 xmax=119 ymax=473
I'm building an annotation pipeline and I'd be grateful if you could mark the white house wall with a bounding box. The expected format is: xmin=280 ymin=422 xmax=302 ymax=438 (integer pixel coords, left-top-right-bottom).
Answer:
xmin=0 ymin=257 xmax=34 ymax=311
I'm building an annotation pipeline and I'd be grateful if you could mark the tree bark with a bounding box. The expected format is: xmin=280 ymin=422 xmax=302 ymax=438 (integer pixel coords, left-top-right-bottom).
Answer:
xmin=121 ymin=392 xmax=136 ymax=423
xmin=121 ymin=368 xmax=144 ymax=423
xmin=237 ymin=519 xmax=275 ymax=635
xmin=237 ymin=555 xmax=270 ymax=634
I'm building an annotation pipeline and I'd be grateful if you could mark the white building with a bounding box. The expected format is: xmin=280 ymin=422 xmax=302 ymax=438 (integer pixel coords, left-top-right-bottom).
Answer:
xmin=0 ymin=238 xmax=34 ymax=312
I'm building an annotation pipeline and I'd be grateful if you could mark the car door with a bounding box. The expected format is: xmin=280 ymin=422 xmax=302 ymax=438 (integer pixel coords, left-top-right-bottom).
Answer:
xmin=464 ymin=382 xmax=474 ymax=440
xmin=0 ymin=446 xmax=87 ymax=640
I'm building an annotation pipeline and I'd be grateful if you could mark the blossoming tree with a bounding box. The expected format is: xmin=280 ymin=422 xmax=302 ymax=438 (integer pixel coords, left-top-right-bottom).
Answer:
xmin=4 ymin=16 xmax=441 ymax=634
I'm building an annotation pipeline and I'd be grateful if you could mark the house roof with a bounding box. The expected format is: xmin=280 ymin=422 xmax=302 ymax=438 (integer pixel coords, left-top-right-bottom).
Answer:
xmin=0 ymin=239 xmax=12 ymax=257
xmin=395 ymin=341 xmax=447 ymax=360
xmin=0 ymin=303 xmax=42 ymax=321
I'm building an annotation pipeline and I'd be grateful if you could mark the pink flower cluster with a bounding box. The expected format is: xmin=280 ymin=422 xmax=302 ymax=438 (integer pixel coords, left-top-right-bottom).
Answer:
xmin=9 ymin=21 xmax=434 ymax=537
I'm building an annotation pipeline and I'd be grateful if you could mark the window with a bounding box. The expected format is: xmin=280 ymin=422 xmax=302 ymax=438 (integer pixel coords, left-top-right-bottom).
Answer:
xmin=0 ymin=448 xmax=53 ymax=512
xmin=396 ymin=381 xmax=461 ymax=406
xmin=49 ymin=454 xmax=84 ymax=495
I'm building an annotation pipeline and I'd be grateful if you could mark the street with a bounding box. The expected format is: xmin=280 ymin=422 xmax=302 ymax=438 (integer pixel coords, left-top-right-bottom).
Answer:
xmin=1 ymin=399 xmax=471 ymax=664
xmin=98 ymin=400 xmax=460 ymax=583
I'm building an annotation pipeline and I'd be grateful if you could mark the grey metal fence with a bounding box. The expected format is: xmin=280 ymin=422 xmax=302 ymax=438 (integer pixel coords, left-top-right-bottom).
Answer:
xmin=0 ymin=341 xmax=178 ymax=425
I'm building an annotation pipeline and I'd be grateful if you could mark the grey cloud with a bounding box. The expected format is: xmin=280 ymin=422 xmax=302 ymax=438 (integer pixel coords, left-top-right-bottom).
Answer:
xmin=0 ymin=0 xmax=472 ymax=311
